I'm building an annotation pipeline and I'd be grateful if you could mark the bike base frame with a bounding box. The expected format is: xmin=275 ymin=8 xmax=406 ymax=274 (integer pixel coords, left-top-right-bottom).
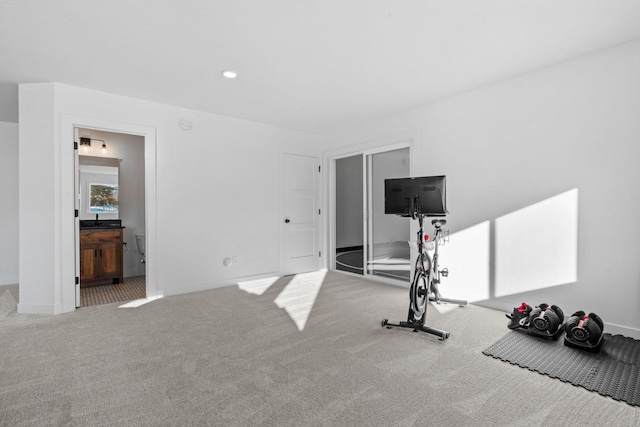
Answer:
xmin=381 ymin=318 xmax=450 ymax=340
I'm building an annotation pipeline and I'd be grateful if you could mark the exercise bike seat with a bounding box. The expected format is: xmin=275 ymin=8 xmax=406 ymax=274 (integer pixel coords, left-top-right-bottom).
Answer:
xmin=431 ymin=219 xmax=447 ymax=227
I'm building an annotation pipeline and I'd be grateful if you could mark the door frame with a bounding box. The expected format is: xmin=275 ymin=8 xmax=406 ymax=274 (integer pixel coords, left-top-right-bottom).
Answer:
xmin=74 ymin=127 xmax=80 ymax=305
xmin=61 ymin=115 xmax=158 ymax=312
xmin=325 ymin=133 xmax=418 ymax=287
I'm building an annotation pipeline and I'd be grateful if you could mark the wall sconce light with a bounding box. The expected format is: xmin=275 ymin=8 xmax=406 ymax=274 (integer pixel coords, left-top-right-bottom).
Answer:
xmin=79 ymin=137 xmax=91 ymax=153
xmin=79 ymin=137 xmax=108 ymax=155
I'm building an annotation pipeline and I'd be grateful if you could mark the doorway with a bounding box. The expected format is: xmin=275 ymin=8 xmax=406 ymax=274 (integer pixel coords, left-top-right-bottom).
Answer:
xmin=75 ymin=128 xmax=146 ymax=307
xmin=333 ymin=146 xmax=411 ymax=283
xmin=59 ymin=115 xmax=156 ymax=313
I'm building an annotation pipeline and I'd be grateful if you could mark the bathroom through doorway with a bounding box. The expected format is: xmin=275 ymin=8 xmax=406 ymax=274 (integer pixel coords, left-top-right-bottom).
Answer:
xmin=74 ymin=127 xmax=148 ymax=307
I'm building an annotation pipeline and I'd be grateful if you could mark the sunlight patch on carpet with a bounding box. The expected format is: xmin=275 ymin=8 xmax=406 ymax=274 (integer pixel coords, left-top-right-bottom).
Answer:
xmin=430 ymin=301 xmax=460 ymax=314
xmin=118 ymin=295 xmax=162 ymax=308
xmin=237 ymin=277 xmax=279 ymax=295
xmin=0 ymin=288 xmax=17 ymax=319
xmin=274 ymin=270 xmax=327 ymax=331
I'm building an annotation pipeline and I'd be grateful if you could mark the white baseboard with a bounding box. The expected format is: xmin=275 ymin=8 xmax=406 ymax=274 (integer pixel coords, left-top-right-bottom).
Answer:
xmin=17 ymin=302 xmax=62 ymax=315
xmin=162 ymin=272 xmax=282 ymax=298
xmin=604 ymin=322 xmax=640 ymax=340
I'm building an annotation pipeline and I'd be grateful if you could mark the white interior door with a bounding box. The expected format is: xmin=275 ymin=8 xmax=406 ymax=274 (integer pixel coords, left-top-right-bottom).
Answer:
xmin=281 ymin=153 xmax=321 ymax=275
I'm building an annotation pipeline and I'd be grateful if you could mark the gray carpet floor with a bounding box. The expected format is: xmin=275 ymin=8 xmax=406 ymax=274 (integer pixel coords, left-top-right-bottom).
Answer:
xmin=1 ymin=272 xmax=638 ymax=426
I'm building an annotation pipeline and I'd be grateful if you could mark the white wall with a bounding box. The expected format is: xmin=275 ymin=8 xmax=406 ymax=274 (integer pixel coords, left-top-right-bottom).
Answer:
xmin=0 ymin=83 xmax=18 ymax=123
xmin=324 ymin=39 xmax=640 ymax=337
xmin=18 ymin=82 xmax=321 ymax=314
xmin=18 ymin=85 xmax=58 ymax=312
xmin=0 ymin=121 xmax=19 ymax=285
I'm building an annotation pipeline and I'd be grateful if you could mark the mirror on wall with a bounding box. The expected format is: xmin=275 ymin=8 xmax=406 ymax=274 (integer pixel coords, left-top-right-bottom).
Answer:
xmin=79 ymin=156 xmax=121 ymax=220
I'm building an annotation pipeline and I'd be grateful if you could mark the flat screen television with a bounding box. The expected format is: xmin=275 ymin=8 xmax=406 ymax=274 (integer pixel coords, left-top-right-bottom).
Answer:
xmin=384 ymin=175 xmax=447 ymax=217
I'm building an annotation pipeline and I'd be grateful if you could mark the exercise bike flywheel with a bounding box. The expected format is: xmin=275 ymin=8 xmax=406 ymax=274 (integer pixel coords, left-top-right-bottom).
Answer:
xmin=410 ymin=274 xmax=428 ymax=321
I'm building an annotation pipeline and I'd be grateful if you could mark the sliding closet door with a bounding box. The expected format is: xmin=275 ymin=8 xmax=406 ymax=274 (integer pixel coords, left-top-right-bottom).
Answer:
xmin=364 ymin=148 xmax=410 ymax=281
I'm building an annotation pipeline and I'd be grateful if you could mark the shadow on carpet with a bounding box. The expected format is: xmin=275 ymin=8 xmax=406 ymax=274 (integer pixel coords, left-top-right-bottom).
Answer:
xmin=483 ymin=330 xmax=640 ymax=406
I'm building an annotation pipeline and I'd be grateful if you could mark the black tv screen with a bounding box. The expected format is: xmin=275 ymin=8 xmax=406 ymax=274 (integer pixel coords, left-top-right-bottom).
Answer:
xmin=384 ymin=175 xmax=447 ymax=217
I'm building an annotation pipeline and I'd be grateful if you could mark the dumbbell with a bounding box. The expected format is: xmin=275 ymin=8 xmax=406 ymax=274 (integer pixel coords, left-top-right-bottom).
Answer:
xmin=527 ymin=303 xmax=565 ymax=334
xmin=564 ymin=311 xmax=604 ymax=345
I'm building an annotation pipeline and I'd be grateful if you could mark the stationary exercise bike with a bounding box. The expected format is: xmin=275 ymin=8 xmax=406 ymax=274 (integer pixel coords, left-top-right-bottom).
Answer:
xmin=381 ymin=212 xmax=467 ymax=340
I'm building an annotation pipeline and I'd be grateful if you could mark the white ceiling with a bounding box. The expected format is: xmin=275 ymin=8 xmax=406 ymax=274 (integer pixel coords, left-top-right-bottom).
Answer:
xmin=1 ymin=0 xmax=640 ymax=134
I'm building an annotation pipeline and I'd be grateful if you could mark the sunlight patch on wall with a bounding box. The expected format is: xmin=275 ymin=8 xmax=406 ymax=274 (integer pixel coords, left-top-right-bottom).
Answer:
xmin=274 ymin=270 xmax=327 ymax=331
xmin=237 ymin=276 xmax=279 ymax=295
xmin=436 ymin=220 xmax=490 ymax=303
xmin=495 ymin=188 xmax=578 ymax=297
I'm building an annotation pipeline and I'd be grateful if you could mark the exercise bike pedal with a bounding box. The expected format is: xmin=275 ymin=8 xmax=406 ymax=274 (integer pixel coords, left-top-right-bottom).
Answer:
xmin=440 ymin=268 xmax=449 ymax=277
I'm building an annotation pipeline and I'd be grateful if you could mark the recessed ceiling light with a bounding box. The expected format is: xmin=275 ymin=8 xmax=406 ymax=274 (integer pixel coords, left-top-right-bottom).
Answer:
xmin=222 ymin=70 xmax=238 ymax=79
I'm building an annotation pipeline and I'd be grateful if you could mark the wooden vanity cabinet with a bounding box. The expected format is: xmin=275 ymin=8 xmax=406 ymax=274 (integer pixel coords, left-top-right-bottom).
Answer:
xmin=79 ymin=228 xmax=123 ymax=287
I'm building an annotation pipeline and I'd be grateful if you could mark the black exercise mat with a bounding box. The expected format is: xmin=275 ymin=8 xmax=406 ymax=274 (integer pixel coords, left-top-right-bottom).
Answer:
xmin=483 ymin=330 xmax=640 ymax=406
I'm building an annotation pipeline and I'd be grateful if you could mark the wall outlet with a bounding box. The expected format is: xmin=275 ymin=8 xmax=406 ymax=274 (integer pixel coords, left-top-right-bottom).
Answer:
xmin=232 ymin=256 xmax=238 ymax=265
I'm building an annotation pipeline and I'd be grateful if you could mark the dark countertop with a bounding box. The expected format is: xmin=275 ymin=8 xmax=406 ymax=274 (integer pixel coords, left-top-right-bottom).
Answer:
xmin=79 ymin=219 xmax=125 ymax=230
xmin=80 ymin=226 xmax=126 ymax=230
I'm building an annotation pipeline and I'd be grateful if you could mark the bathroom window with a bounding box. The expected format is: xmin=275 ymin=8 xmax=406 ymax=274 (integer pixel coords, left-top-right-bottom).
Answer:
xmin=89 ymin=183 xmax=119 ymax=213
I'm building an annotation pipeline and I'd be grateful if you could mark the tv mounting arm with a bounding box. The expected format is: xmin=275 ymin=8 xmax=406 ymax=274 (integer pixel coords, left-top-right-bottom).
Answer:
xmin=406 ymin=195 xmax=420 ymax=220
